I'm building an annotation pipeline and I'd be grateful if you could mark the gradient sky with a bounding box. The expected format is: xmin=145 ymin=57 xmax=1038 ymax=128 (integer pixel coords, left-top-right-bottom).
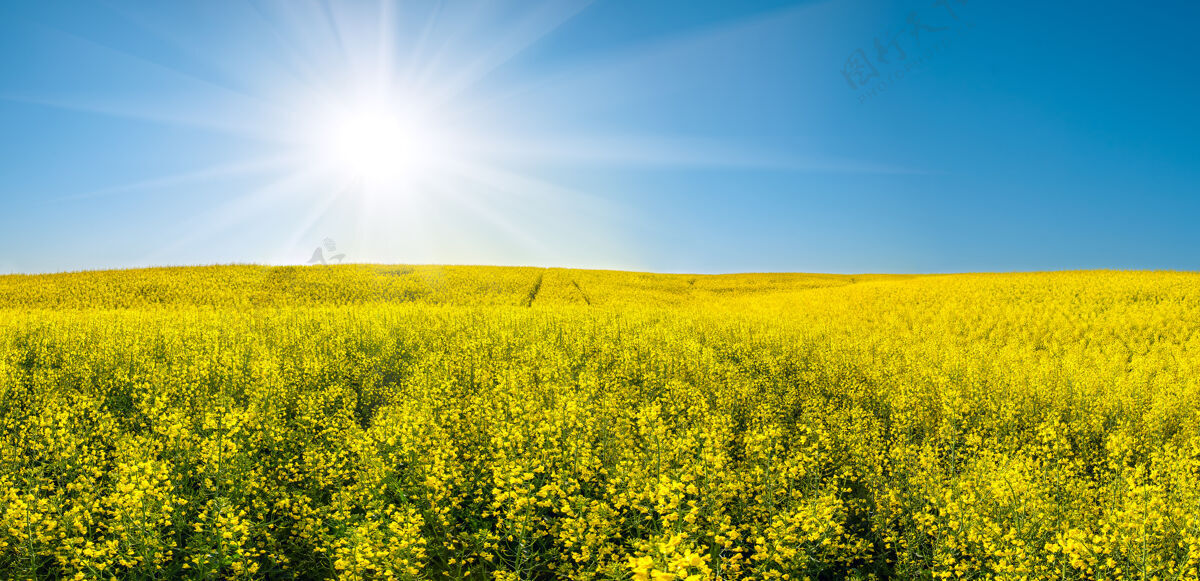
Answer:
xmin=1 ymin=0 xmax=1198 ymax=274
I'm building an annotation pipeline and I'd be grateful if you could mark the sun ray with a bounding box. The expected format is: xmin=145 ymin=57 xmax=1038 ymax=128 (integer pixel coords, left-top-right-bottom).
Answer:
xmin=460 ymin=131 xmax=923 ymax=174
xmin=53 ymin=155 xmax=302 ymax=202
xmin=420 ymin=1 xmax=593 ymax=107
xmin=373 ymin=0 xmax=398 ymax=96
xmin=142 ymin=167 xmax=324 ymax=264
xmin=273 ymin=176 xmax=361 ymax=264
xmin=6 ymin=20 xmax=297 ymax=140
xmin=419 ymin=177 xmax=546 ymax=253
xmin=317 ymin=0 xmax=352 ymax=76
xmin=239 ymin=0 xmax=346 ymax=101
xmin=394 ymin=1 xmax=446 ymax=94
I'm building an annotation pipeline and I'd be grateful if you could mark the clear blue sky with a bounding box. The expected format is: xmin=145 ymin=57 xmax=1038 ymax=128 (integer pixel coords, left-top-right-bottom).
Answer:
xmin=1 ymin=0 xmax=1197 ymax=274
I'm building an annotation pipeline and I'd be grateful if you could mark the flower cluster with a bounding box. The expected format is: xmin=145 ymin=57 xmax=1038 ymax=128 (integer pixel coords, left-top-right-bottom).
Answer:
xmin=0 ymin=267 xmax=1197 ymax=579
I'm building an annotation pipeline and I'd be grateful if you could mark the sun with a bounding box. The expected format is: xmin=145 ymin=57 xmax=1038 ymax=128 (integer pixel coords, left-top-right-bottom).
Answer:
xmin=328 ymin=110 xmax=411 ymax=180
xmin=312 ymin=101 xmax=451 ymax=185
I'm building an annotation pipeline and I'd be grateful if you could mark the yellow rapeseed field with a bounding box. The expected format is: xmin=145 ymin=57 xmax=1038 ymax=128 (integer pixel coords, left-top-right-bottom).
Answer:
xmin=1 ymin=265 xmax=1198 ymax=580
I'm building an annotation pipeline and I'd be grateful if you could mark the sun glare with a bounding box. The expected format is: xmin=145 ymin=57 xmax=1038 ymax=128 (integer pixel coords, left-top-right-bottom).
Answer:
xmin=60 ymin=0 xmax=624 ymax=263
xmin=314 ymin=103 xmax=448 ymax=184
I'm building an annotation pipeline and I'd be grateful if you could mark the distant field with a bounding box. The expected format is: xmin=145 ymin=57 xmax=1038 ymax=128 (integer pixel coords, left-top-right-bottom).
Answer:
xmin=1 ymin=266 xmax=1198 ymax=579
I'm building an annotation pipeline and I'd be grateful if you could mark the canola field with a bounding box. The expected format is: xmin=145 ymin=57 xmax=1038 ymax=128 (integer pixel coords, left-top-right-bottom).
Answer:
xmin=1 ymin=265 xmax=1198 ymax=580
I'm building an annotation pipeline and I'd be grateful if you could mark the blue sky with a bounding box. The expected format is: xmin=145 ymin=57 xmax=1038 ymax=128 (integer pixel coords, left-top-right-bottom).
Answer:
xmin=1 ymin=0 xmax=1197 ymax=274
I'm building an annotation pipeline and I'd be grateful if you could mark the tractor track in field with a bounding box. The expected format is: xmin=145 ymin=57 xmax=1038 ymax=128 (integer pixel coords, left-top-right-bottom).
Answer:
xmin=571 ymin=279 xmax=592 ymax=306
xmin=523 ymin=272 xmax=544 ymax=307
